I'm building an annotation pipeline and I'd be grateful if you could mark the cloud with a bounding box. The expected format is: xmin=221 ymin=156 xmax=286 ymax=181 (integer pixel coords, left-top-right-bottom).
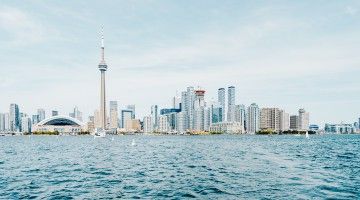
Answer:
xmin=0 ymin=6 xmax=48 ymax=45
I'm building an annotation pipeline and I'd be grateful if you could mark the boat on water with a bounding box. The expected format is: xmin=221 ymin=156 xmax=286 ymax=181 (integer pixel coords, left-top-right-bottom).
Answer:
xmin=94 ymin=129 xmax=106 ymax=138
xmin=305 ymin=131 xmax=309 ymax=139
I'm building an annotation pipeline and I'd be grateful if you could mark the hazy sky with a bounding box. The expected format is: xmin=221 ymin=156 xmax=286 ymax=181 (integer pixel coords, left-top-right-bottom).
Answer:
xmin=0 ymin=0 xmax=359 ymax=126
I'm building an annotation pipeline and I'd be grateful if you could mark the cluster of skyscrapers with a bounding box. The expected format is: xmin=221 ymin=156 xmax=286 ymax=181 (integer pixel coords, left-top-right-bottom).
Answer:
xmin=140 ymin=86 xmax=312 ymax=134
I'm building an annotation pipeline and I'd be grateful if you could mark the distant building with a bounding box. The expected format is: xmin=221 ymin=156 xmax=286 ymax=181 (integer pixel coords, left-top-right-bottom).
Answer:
xmin=324 ymin=123 xmax=354 ymax=134
xmin=260 ymin=108 xmax=281 ymax=132
xmin=246 ymin=103 xmax=260 ymax=134
xmin=212 ymin=105 xmax=223 ymax=123
xmin=172 ymin=95 xmax=181 ymax=109
xmin=290 ymin=115 xmax=299 ymax=130
xmin=309 ymin=124 xmax=319 ymax=131
xmin=94 ymin=109 xmax=101 ymax=128
xmin=176 ymin=112 xmax=186 ymax=133
xmin=121 ymin=110 xmax=133 ymax=128
xmin=109 ymin=101 xmax=118 ymax=129
xmin=210 ymin=122 xmax=244 ymax=134
xmin=52 ymin=110 xmax=59 ymax=117
xmin=0 ymin=113 xmax=9 ymax=132
xmin=70 ymin=106 xmax=82 ymax=122
xmin=37 ymin=108 xmax=46 ymax=122
xmin=126 ymin=105 xmax=135 ymax=119
xmin=21 ymin=116 xmax=32 ymax=133
xmin=235 ymin=104 xmax=246 ymax=128
xmin=298 ymin=108 xmax=309 ymax=130
xmin=32 ymin=114 xmax=39 ymax=125
xmin=158 ymin=115 xmax=169 ymax=133
xmin=124 ymin=119 xmax=141 ymax=132
xmin=227 ymin=86 xmax=235 ymax=122
xmin=218 ymin=88 xmax=226 ymax=121
xmin=279 ymin=110 xmax=290 ymax=131
xmin=151 ymin=105 xmax=158 ymax=130
xmin=32 ymin=116 xmax=84 ymax=134
xmin=10 ymin=104 xmax=20 ymax=132
xmin=143 ymin=116 xmax=153 ymax=133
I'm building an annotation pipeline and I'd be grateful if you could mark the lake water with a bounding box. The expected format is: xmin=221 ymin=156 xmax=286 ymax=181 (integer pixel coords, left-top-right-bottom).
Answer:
xmin=0 ymin=135 xmax=359 ymax=199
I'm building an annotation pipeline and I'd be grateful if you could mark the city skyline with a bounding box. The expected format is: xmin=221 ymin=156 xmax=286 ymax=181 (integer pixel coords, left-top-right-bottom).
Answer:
xmin=1 ymin=1 xmax=360 ymax=125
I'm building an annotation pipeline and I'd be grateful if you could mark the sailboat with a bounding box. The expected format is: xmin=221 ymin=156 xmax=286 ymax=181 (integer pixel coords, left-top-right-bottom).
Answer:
xmin=305 ymin=131 xmax=309 ymax=139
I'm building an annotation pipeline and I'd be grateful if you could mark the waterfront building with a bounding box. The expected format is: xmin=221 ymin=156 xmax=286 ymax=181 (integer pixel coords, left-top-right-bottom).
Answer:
xmin=290 ymin=115 xmax=299 ymax=130
xmin=298 ymin=108 xmax=309 ymax=130
xmin=246 ymin=103 xmax=260 ymax=134
xmin=279 ymin=110 xmax=290 ymax=131
xmin=121 ymin=110 xmax=133 ymax=128
xmin=204 ymin=107 xmax=211 ymax=131
xmin=218 ymin=88 xmax=226 ymax=121
xmin=193 ymin=89 xmax=206 ymax=131
xmin=21 ymin=116 xmax=32 ymax=133
xmin=10 ymin=104 xmax=20 ymax=132
xmin=124 ymin=119 xmax=141 ymax=132
xmin=126 ymin=105 xmax=136 ymax=119
xmin=52 ymin=110 xmax=59 ymax=117
xmin=227 ymin=86 xmax=235 ymax=122
xmin=37 ymin=108 xmax=46 ymax=122
xmin=309 ymin=124 xmax=319 ymax=132
xmin=260 ymin=108 xmax=281 ymax=132
xmin=235 ymin=104 xmax=246 ymax=128
xmin=158 ymin=115 xmax=169 ymax=133
xmin=151 ymin=105 xmax=159 ymax=130
xmin=210 ymin=122 xmax=244 ymax=134
xmin=185 ymin=86 xmax=195 ymax=130
xmin=212 ymin=104 xmax=223 ymax=123
xmin=0 ymin=113 xmax=7 ymax=132
xmin=109 ymin=101 xmax=118 ymax=129
xmin=176 ymin=112 xmax=186 ymax=133
xmin=143 ymin=116 xmax=153 ymax=133
xmin=32 ymin=115 xmax=84 ymax=134
xmin=324 ymin=123 xmax=354 ymax=134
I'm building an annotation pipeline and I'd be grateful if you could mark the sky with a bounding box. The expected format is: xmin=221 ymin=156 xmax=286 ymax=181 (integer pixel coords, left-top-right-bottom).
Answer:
xmin=0 ymin=0 xmax=359 ymax=126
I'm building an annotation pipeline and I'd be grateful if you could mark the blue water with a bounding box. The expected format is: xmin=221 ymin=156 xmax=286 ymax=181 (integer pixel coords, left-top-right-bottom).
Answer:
xmin=0 ymin=135 xmax=359 ymax=199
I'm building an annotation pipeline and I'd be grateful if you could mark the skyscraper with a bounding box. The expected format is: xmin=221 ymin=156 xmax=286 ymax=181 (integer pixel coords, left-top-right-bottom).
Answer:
xmin=98 ymin=28 xmax=108 ymax=130
xmin=227 ymin=86 xmax=235 ymax=122
xmin=235 ymin=104 xmax=246 ymax=128
xmin=0 ymin=113 xmax=5 ymax=132
xmin=126 ymin=105 xmax=136 ymax=119
xmin=298 ymin=108 xmax=309 ymax=130
xmin=246 ymin=103 xmax=260 ymax=134
xmin=109 ymin=101 xmax=118 ymax=129
xmin=218 ymin=88 xmax=226 ymax=121
xmin=37 ymin=108 xmax=45 ymax=122
xmin=279 ymin=110 xmax=290 ymax=131
xmin=10 ymin=104 xmax=20 ymax=132
xmin=151 ymin=105 xmax=158 ymax=130
xmin=185 ymin=86 xmax=195 ymax=129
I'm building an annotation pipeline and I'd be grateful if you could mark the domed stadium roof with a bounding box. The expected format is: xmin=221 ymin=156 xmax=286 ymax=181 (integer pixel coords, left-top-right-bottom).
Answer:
xmin=38 ymin=115 xmax=84 ymax=126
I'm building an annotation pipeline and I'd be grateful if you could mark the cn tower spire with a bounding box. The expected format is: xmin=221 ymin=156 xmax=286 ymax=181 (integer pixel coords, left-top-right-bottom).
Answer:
xmin=101 ymin=27 xmax=105 ymax=62
xmin=98 ymin=27 xmax=108 ymax=130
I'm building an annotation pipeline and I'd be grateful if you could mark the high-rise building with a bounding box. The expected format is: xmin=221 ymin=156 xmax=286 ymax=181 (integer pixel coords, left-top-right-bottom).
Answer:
xmin=185 ymin=86 xmax=195 ymax=130
xmin=10 ymin=104 xmax=20 ymax=132
xmin=151 ymin=105 xmax=158 ymax=130
xmin=126 ymin=105 xmax=135 ymax=119
xmin=279 ymin=110 xmax=290 ymax=131
xmin=70 ymin=106 xmax=82 ymax=121
xmin=98 ymin=28 xmax=108 ymax=130
xmin=204 ymin=107 xmax=211 ymax=131
xmin=194 ymin=89 xmax=205 ymax=131
xmin=290 ymin=115 xmax=299 ymax=130
xmin=235 ymin=104 xmax=246 ymax=128
xmin=109 ymin=101 xmax=118 ymax=129
xmin=212 ymin=104 xmax=223 ymax=123
xmin=32 ymin=115 xmax=39 ymax=125
xmin=218 ymin=88 xmax=226 ymax=121
xmin=52 ymin=110 xmax=58 ymax=117
xmin=246 ymin=103 xmax=260 ymax=134
xmin=172 ymin=95 xmax=181 ymax=109
xmin=298 ymin=108 xmax=309 ymax=130
xmin=121 ymin=110 xmax=133 ymax=128
xmin=158 ymin=115 xmax=169 ymax=133
xmin=143 ymin=116 xmax=153 ymax=133
xmin=227 ymin=86 xmax=235 ymax=122
xmin=37 ymin=108 xmax=46 ymax=122
xmin=260 ymin=108 xmax=281 ymax=132
xmin=176 ymin=112 xmax=186 ymax=133
xmin=21 ymin=116 xmax=32 ymax=133
xmin=0 ymin=113 xmax=6 ymax=132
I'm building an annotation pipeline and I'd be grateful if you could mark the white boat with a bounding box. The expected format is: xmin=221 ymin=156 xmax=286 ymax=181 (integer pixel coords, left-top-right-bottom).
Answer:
xmin=94 ymin=129 xmax=106 ymax=138
xmin=305 ymin=131 xmax=309 ymax=139
xmin=131 ymin=139 xmax=136 ymax=146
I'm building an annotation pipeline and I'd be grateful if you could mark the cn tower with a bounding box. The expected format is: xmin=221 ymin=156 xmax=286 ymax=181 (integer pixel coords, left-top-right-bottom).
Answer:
xmin=98 ymin=28 xmax=107 ymax=130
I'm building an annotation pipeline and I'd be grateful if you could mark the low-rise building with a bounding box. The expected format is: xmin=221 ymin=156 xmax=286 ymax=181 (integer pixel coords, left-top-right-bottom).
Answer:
xmin=210 ymin=122 xmax=244 ymax=134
